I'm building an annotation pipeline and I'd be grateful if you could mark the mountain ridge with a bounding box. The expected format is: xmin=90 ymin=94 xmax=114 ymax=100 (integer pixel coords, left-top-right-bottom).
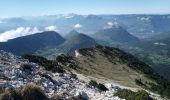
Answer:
xmin=0 ymin=31 xmax=65 ymax=55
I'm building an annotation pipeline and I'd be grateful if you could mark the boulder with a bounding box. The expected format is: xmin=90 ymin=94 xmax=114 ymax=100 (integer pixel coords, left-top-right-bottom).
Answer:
xmin=75 ymin=91 xmax=89 ymax=100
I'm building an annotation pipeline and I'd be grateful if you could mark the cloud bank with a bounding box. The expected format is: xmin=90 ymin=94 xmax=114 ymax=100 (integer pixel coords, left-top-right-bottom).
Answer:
xmin=0 ymin=27 xmax=40 ymax=42
xmin=0 ymin=25 xmax=60 ymax=42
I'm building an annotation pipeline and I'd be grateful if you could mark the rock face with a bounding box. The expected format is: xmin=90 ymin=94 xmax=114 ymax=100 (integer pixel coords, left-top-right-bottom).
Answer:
xmin=0 ymin=50 xmax=124 ymax=100
xmin=75 ymin=91 xmax=89 ymax=100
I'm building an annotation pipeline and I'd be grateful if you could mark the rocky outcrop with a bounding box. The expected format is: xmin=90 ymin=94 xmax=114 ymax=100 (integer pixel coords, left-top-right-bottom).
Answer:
xmin=0 ymin=50 xmax=125 ymax=100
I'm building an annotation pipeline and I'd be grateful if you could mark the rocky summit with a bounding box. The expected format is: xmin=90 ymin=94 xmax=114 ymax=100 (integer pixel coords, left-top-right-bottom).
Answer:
xmin=0 ymin=50 xmax=125 ymax=100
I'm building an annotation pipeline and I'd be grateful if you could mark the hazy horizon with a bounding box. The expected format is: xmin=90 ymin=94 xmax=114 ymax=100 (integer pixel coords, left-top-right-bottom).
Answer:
xmin=0 ymin=0 xmax=170 ymax=18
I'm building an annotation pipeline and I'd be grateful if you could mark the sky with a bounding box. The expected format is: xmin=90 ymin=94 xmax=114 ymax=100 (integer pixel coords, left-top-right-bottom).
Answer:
xmin=0 ymin=0 xmax=170 ymax=17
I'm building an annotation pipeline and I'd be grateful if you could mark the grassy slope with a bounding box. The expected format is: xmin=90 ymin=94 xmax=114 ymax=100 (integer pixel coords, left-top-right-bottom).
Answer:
xmin=73 ymin=46 xmax=170 ymax=99
xmin=74 ymin=46 xmax=154 ymax=88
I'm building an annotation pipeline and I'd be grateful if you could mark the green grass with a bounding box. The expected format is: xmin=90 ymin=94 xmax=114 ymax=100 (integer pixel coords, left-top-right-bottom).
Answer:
xmin=75 ymin=46 xmax=170 ymax=99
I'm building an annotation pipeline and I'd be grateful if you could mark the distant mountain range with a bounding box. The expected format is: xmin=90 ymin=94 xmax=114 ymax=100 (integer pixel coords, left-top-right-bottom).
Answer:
xmin=0 ymin=14 xmax=170 ymax=38
xmin=1 ymin=14 xmax=170 ymax=38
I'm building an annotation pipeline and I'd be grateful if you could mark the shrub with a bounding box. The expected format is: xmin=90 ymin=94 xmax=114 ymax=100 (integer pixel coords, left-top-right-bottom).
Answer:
xmin=21 ymin=83 xmax=48 ymax=100
xmin=114 ymin=89 xmax=153 ymax=100
xmin=23 ymin=55 xmax=65 ymax=73
xmin=89 ymin=80 xmax=98 ymax=87
xmin=89 ymin=80 xmax=108 ymax=91
xmin=56 ymin=54 xmax=69 ymax=63
xmin=0 ymin=84 xmax=49 ymax=100
xmin=97 ymin=83 xmax=108 ymax=91
xmin=135 ymin=79 xmax=144 ymax=86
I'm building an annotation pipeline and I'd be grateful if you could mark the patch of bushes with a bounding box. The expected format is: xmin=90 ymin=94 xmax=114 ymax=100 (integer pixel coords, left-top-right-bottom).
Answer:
xmin=135 ymin=79 xmax=145 ymax=86
xmin=148 ymin=81 xmax=170 ymax=98
xmin=0 ymin=83 xmax=86 ymax=100
xmin=22 ymin=84 xmax=48 ymax=100
xmin=23 ymin=55 xmax=65 ymax=73
xmin=89 ymin=80 xmax=108 ymax=91
xmin=114 ymin=89 xmax=153 ymax=100
xmin=56 ymin=54 xmax=77 ymax=69
xmin=97 ymin=83 xmax=108 ymax=91
xmin=56 ymin=54 xmax=70 ymax=63
xmin=89 ymin=80 xmax=98 ymax=87
xmin=0 ymin=83 xmax=48 ymax=100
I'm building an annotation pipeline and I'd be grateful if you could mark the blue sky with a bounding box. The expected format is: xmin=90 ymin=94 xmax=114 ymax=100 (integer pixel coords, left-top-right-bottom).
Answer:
xmin=0 ymin=0 xmax=170 ymax=17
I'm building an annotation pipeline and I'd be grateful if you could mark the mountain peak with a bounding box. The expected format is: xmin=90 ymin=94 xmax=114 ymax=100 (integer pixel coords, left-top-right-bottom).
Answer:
xmin=70 ymin=33 xmax=95 ymax=42
xmin=69 ymin=29 xmax=79 ymax=34
xmin=65 ymin=30 xmax=80 ymax=39
xmin=94 ymin=26 xmax=139 ymax=43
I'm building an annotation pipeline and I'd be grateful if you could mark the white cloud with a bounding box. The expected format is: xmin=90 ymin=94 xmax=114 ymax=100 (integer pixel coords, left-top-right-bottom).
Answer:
xmin=45 ymin=25 xmax=57 ymax=31
xmin=74 ymin=24 xmax=82 ymax=28
xmin=104 ymin=21 xmax=119 ymax=29
xmin=0 ymin=27 xmax=40 ymax=42
xmin=107 ymin=22 xmax=113 ymax=26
